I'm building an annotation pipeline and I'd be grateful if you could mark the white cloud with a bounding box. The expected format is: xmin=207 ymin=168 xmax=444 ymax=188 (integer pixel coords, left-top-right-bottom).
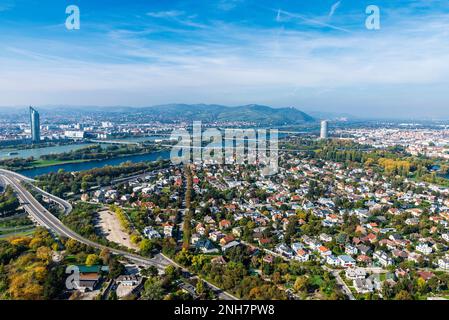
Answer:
xmin=146 ymin=10 xmax=185 ymax=18
xmin=276 ymin=9 xmax=281 ymax=22
xmin=278 ymin=9 xmax=351 ymax=33
xmin=1 ymin=8 xmax=449 ymax=116
xmin=217 ymin=0 xmax=243 ymax=11
xmin=328 ymin=1 xmax=341 ymax=18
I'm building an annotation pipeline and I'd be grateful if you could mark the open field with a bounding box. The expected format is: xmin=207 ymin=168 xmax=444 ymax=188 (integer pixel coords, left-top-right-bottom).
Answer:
xmin=96 ymin=208 xmax=137 ymax=250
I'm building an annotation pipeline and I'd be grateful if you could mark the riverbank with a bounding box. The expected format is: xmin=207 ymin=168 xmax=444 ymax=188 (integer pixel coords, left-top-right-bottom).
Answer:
xmin=0 ymin=156 xmax=97 ymax=171
xmin=0 ymin=135 xmax=166 ymax=160
xmin=0 ymin=142 xmax=97 ymax=160
xmin=18 ymin=149 xmax=171 ymax=178
xmin=1 ymin=143 xmax=169 ymax=171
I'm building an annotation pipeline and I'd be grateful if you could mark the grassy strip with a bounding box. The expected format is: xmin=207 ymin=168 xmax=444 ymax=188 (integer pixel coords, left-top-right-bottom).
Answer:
xmin=30 ymin=159 xmax=90 ymax=168
xmin=0 ymin=227 xmax=35 ymax=238
xmin=0 ymin=225 xmax=35 ymax=232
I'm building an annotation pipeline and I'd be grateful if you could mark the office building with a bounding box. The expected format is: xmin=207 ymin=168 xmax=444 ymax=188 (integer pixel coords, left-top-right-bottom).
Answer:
xmin=29 ymin=106 xmax=41 ymax=143
xmin=320 ymin=120 xmax=329 ymax=139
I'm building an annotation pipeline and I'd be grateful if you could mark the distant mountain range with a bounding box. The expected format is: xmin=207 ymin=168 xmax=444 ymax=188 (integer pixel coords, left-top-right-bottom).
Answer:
xmin=138 ymin=104 xmax=315 ymax=125
xmin=0 ymin=104 xmax=316 ymax=125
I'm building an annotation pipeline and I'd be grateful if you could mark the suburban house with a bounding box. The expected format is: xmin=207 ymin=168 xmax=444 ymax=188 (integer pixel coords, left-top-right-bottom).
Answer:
xmin=416 ymin=243 xmax=433 ymax=255
xmin=337 ymin=255 xmax=356 ymax=268
xmin=294 ymin=249 xmax=310 ymax=262
xmin=219 ymin=235 xmax=235 ymax=246
xmin=438 ymin=257 xmax=449 ymax=270
xmin=326 ymin=255 xmax=339 ymax=266
xmin=319 ymin=233 xmax=332 ymax=243
xmin=191 ymin=233 xmax=201 ymax=244
xmin=219 ymin=219 xmax=232 ymax=230
xmin=75 ymin=265 xmax=107 ymax=292
xmin=345 ymin=268 xmax=367 ymax=280
xmin=195 ymin=239 xmax=219 ymax=254
xmin=345 ymin=244 xmax=358 ymax=256
xmin=163 ymin=222 xmax=174 ymax=237
xmin=356 ymin=244 xmax=372 ymax=256
xmin=318 ymin=246 xmax=332 ymax=257
xmin=442 ymin=233 xmax=449 ymax=242
xmin=232 ymin=227 xmax=242 ymax=237
xmin=211 ymin=256 xmax=227 ymax=265
xmin=276 ymin=243 xmax=295 ymax=258
xmin=353 ymin=278 xmax=374 ymax=294
xmin=291 ymin=242 xmax=304 ymax=252
xmin=143 ymin=226 xmax=161 ymax=239
xmin=373 ymin=251 xmax=394 ymax=267
xmin=221 ymin=240 xmax=241 ymax=253
xmin=116 ymin=275 xmax=140 ymax=286
xmin=209 ymin=231 xmax=225 ymax=242
xmin=263 ymin=255 xmax=274 ymax=264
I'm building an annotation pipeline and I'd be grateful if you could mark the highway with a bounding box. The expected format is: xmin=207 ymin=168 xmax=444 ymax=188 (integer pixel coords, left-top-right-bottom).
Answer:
xmin=0 ymin=168 xmax=237 ymax=300
xmin=1 ymin=173 xmax=168 ymax=266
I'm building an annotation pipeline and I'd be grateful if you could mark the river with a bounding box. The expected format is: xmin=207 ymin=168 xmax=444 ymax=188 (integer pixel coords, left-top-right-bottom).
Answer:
xmin=0 ymin=135 xmax=165 ymax=160
xmin=17 ymin=150 xmax=171 ymax=178
xmin=11 ymin=133 xmax=286 ymax=178
xmin=0 ymin=143 xmax=100 ymax=160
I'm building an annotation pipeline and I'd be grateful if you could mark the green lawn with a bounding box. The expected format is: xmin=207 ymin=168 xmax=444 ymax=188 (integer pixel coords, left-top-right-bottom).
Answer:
xmin=31 ymin=159 xmax=89 ymax=168
xmin=64 ymin=255 xmax=78 ymax=264
xmin=0 ymin=227 xmax=35 ymax=238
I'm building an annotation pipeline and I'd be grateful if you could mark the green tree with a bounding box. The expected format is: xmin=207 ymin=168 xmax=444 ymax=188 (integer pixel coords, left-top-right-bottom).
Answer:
xmin=293 ymin=276 xmax=308 ymax=293
xmin=85 ymin=254 xmax=100 ymax=266
xmin=139 ymin=239 xmax=154 ymax=256
xmin=395 ymin=290 xmax=413 ymax=300
xmin=196 ymin=279 xmax=205 ymax=296
xmin=142 ymin=277 xmax=164 ymax=300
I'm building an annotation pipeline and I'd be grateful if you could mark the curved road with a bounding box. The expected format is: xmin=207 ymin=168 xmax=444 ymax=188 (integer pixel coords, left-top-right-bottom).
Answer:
xmin=0 ymin=169 xmax=237 ymax=300
xmin=1 ymin=173 xmax=167 ymax=266
xmin=0 ymin=170 xmax=71 ymax=213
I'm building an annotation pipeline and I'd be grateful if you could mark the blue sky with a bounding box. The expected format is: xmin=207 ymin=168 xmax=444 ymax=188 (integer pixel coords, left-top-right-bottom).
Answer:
xmin=1 ymin=0 xmax=449 ymax=118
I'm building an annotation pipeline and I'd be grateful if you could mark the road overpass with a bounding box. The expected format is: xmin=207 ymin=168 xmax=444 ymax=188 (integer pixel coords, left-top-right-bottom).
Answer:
xmin=1 ymin=173 xmax=168 ymax=267
xmin=0 ymin=169 xmax=72 ymax=215
xmin=0 ymin=168 xmax=237 ymax=300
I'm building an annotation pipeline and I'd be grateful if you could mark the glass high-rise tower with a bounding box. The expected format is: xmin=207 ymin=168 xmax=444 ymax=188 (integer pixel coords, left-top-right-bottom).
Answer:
xmin=320 ymin=120 xmax=328 ymax=139
xmin=29 ymin=106 xmax=40 ymax=143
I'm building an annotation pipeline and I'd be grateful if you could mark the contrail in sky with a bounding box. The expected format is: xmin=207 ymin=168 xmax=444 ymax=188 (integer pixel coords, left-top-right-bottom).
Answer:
xmin=328 ymin=1 xmax=341 ymax=18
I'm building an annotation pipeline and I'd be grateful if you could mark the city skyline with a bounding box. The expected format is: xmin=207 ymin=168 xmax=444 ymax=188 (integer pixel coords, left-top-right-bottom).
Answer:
xmin=1 ymin=1 xmax=449 ymax=118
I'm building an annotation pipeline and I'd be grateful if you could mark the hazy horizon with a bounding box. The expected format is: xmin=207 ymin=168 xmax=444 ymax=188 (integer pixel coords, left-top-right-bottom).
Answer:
xmin=1 ymin=0 xmax=449 ymax=119
xmin=1 ymin=103 xmax=448 ymax=121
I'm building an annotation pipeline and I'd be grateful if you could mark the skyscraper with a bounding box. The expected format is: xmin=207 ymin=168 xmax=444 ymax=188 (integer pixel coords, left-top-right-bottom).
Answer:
xmin=320 ymin=120 xmax=328 ymax=139
xmin=29 ymin=106 xmax=40 ymax=143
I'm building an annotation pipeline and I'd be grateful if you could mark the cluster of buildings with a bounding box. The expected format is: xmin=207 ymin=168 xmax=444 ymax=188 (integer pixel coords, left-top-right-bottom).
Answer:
xmin=72 ymin=264 xmax=142 ymax=299
xmin=0 ymin=107 xmax=263 ymax=149
xmin=0 ymin=106 xmax=41 ymax=145
xmin=0 ymin=106 xmax=174 ymax=147
xmin=337 ymin=128 xmax=449 ymax=160
xmin=77 ymin=142 xmax=449 ymax=299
